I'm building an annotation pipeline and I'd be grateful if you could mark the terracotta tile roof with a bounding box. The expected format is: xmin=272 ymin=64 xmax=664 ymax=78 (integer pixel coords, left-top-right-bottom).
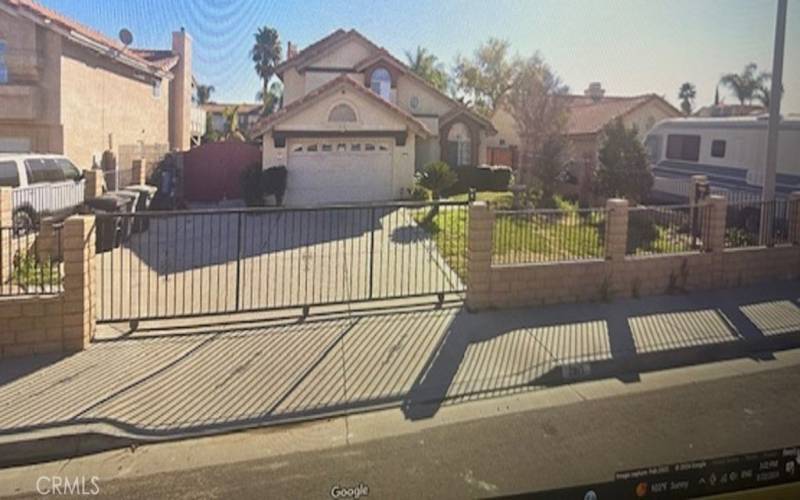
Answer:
xmin=6 ymin=0 xmax=169 ymax=74
xmin=130 ymin=49 xmax=179 ymax=71
xmin=559 ymin=94 xmax=680 ymax=135
xmin=202 ymin=102 xmax=263 ymax=114
xmin=252 ymin=74 xmax=432 ymax=138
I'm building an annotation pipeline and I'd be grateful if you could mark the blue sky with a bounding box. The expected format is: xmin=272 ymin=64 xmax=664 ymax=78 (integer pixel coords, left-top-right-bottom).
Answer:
xmin=44 ymin=0 xmax=800 ymax=113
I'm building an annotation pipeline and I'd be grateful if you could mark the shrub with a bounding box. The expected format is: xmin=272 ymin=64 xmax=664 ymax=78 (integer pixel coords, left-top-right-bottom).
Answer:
xmin=240 ymin=163 xmax=265 ymax=206
xmin=445 ymin=164 xmax=512 ymax=195
xmin=263 ymin=165 xmax=288 ymax=206
xmin=418 ymin=161 xmax=457 ymax=199
xmin=408 ymin=185 xmax=431 ymax=201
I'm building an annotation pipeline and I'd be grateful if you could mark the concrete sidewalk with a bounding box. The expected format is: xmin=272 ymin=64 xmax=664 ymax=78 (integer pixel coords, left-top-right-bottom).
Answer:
xmin=1 ymin=281 xmax=799 ymax=466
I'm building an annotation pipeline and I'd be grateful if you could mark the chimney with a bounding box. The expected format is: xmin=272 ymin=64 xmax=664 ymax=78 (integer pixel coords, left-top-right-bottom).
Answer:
xmin=170 ymin=28 xmax=192 ymax=151
xmin=584 ymin=82 xmax=605 ymax=102
xmin=287 ymin=41 xmax=297 ymax=60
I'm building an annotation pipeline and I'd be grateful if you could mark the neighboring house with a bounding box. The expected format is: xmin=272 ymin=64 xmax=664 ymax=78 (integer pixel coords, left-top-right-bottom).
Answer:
xmin=202 ymin=102 xmax=262 ymax=137
xmin=488 ymin=82 xmax=682 ymax=173
xmin=693 ymin=104 xmax=765 ymax=118
xmin=0 ymin=0 xmax=203 ymax=172
xmin=252 ymin=29 xmax=496 ymax=205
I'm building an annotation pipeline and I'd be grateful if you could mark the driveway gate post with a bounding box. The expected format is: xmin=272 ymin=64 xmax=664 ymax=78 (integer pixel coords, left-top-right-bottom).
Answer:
xmin=466 ymin=201 xmax=493 ymax=311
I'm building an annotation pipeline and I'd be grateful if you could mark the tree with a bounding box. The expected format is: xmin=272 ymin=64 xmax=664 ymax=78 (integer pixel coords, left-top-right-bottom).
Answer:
xmin=256 ymin=80 xmax=284 ymax=115
xmin=595 ymin=119 xmax=653 ymax=203
xmin=755 ymin=84 xmax=770 ymax=108
xmin=251 ymin=26 xmax=282 ymax=110
xmin=405 ymin=46 xmax=449 ymax=92
xmin=678 ymin=82 xmax=696 ymax=116
xmin=719 ymin=63 xmax=770 ymax=105
xmin=505 ymin=54 xmax=569 ymax=193
xmin=417 ymin=161 xmax=457 ymax=221
xmin=453 ymin=38 xmax=517 ymax=115
xmin=222 ymin=106 xmax=246 ymax=141
xmin=196 ymin=84 xmax=215 ymax=105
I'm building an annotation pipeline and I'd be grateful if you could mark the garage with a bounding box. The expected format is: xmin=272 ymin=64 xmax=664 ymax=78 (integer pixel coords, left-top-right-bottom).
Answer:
xmin=285 ymin=139 xmax=393 ymax=205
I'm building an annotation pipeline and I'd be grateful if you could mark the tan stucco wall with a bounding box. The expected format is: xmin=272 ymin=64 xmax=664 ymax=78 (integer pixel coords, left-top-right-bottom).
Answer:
xmin=312 ymin=38 xmax=373 ymax=68
xmin=282 ymin=68 xmax=305 ymax=105
xmin=0 ymin=12 xmax=63 ymax=153
xmin=59 ymin=41 xmax=170 ymax=169
xmin=486 ymin=107 xmax=518 ymax=149
xmin=396 ymin=76 xmax=453 ymax=120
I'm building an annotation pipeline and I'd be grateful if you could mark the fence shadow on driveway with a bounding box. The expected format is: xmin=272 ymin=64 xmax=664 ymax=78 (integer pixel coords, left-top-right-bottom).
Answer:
xmin=113 ymin=207 xmax=399 ymax=276
xmin=1 ymin=282 xmax=799 ymax=442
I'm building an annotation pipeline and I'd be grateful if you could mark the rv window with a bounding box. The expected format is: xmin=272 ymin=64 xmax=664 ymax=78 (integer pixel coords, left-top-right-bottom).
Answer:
xmin=0 ymin=161 xmax=19 ymax=188
xmin=665 ymin=134 xmax=700 ymax=162
xmin=644 ymin=135 xmax=662 ymax=163
xmin=711 ymin=140 xmax=726 ymax=158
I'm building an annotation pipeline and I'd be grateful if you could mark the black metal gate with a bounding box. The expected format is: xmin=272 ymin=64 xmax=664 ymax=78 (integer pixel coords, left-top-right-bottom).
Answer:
xmin=95 ymin=201 xmax=468 ymax=322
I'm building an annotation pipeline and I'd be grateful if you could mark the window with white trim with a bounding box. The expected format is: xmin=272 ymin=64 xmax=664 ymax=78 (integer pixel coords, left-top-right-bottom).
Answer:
xmin=370 ymin=67 xmax=391 ymax=101
xmin=447 ymin=122 xmax=472 ymax=167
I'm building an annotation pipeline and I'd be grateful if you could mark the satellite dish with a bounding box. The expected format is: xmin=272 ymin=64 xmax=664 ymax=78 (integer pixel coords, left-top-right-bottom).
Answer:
xmin=118 ymin=28 xmax=133 ymax=47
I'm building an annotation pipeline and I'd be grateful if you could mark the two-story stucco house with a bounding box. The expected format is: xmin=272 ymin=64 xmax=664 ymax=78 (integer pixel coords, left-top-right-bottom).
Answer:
xmin=253 ymin=29 xmax=496 ymax=206
xmin=0 ymin=0 xmax=201 ymax=171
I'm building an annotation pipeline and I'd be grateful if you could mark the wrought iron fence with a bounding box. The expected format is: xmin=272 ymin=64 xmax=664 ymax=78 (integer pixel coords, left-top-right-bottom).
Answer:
xmin=94 ymin=201 xmax=468 ymax=322
xmin=724 ymin=199 xmax=790 ymax=248
xmin=492 ymin=207 xmax=607 ymax=264
xmin=626 ymin=204 xmax=709 ymax=256
xmin=0 ymin=224 xmax=63 ymax=296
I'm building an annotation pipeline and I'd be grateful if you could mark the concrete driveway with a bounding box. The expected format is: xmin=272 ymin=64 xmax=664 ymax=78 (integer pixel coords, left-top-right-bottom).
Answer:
xmin=94 ymin=206 xmax=465 ymax=321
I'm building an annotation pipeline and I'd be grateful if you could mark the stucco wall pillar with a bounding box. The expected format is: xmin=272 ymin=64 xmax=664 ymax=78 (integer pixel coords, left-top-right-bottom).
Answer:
xmin=466 ymin=201 xmax=493 ymax=311
xmin=84 ymin=169 xmax=104 ymax=200
xmin=604 ymin=198 xmax=629 ymax=262
xmin=61 ymin=215 xmax=96 ymax=352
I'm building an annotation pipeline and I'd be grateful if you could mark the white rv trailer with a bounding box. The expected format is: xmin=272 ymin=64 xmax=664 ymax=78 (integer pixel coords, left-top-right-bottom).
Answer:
xmin=644 ymin=115 xmax=800 ymax=202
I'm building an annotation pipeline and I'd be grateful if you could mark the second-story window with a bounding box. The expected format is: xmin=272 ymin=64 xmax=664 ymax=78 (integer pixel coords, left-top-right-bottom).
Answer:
xmin=0 ymin=40 xmax=8 ymax=84
xmin=370 ymin=67 xmax=391 ymax=101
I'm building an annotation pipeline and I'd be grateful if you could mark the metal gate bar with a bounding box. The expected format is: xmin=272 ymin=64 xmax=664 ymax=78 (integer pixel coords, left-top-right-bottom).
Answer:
xmin=95 ymin=201 xmax=468 ymax=323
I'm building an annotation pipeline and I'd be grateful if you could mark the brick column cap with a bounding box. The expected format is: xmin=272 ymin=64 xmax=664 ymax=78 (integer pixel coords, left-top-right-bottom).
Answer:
xmin=691 ymin=174 xmax=709 ymax=182
xmin=789 ymin=191 xmax=800 ymax=201
xmin=606 ymin=198 xmax=628 ymax=210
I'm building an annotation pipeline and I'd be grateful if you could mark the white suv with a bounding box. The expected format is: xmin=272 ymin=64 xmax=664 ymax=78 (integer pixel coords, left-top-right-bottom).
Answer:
xmin=0 ymin=154 xmax=85 ymax=234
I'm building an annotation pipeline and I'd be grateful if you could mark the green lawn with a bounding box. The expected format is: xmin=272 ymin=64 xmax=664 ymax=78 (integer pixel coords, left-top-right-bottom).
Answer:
xmin=415 ymin=195 xmax=700 ymax=280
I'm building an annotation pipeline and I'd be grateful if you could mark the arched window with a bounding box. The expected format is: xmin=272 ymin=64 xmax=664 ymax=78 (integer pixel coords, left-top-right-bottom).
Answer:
xmin=447 ymin=122 xmax=472 ymax=167
xmin=370 ymin=67 xmax=392 ymax=101
xmin=328 ymin=103 xmax=357 ymax=122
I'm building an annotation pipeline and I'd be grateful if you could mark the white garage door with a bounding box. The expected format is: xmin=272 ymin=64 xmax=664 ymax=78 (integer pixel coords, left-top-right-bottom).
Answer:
xmin=286 ymin=139 xmax=393 ymax=205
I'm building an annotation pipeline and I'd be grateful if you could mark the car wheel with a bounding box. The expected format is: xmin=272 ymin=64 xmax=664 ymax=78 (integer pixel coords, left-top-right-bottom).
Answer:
xmin=12 ymin=207 xmax=38 ymax=236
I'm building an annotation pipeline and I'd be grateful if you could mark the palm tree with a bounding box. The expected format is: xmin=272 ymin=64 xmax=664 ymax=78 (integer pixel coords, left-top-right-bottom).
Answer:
xmin=256 ymin=80 xmax=284 ymax=115
xmin=678 ymin=82 xmax=696 ymax=116
xmin=755 ymin=83 xmax=773 ymax=108
xmin=719 ymin=63 xmax=770 ymax=105
xmin=222 ymin=106 xmax=246 ymax=142
xmin=251 ymin=27 xmax=282 ymax=107
xmin=405 ymin=46 xmax=448 ymax=92
xmin=196 ymin=84 xmax=215 ymax=104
